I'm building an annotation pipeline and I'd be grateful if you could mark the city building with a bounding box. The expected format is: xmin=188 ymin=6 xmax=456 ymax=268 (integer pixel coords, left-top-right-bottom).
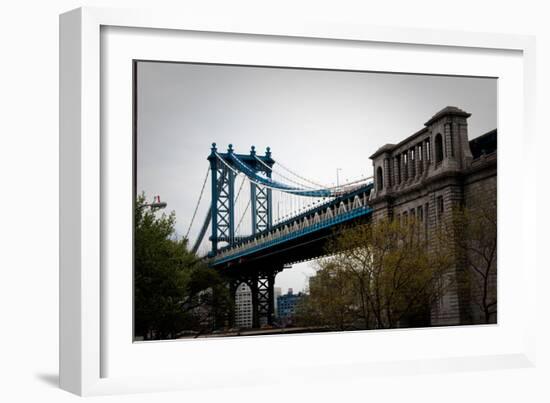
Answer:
xmin=277 ymin=289 xmax=304 ymax=325
xmin=274 ymin=287 xmax=282 ymax=317
xmin=234 ymin=282 xmax=253 ymax=328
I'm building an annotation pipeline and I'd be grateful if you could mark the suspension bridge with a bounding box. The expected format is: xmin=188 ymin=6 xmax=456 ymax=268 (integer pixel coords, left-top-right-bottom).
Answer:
xmin=186 ymin=142 xmax=374 ymax=328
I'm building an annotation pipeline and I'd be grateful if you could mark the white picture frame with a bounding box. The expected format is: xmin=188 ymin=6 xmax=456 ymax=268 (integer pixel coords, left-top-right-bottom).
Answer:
xmin=59 ymin=6 xmax=537 ymax=396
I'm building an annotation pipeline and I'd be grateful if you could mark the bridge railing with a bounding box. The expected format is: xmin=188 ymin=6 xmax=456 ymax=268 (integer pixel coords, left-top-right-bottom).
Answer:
xmin=212 ymin=186 xmax=373 ymax=265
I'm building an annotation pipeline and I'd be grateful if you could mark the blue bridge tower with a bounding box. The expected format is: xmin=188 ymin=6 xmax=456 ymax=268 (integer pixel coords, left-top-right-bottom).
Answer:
xmin=208 ymin=143 xmax=274 ymax=256
xmin=208 ymin=143 xmax=277 ymax=327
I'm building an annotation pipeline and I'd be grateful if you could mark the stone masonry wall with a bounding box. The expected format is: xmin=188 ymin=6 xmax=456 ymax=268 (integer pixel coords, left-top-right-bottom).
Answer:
xmin=369 ymin=106 xmax=497 ymax=327
xmin=462 ymin=155 xmax=497 ymax=324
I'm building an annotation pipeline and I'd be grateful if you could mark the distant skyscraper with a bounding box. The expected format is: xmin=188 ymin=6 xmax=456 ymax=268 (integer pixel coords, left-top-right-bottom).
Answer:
xmin=235 ymin=283 xmax=253 ymax=328
xmin=274 ymin=287 xmax=282 ymax=317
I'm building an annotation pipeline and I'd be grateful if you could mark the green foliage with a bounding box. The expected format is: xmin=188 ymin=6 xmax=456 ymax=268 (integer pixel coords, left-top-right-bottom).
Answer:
xmin=295 ymin=261 xmax=358 ymax=330
xmin=134 ymin=194 xmax=231 ymax=340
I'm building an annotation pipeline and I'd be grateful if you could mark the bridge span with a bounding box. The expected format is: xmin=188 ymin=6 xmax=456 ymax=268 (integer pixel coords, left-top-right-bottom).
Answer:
xmin=186 ymin=142 xmax=373 ymax=328
xmin=185 ymin=106 xmax=497 ymax=329
xmin=211 ymin=184 xmax=373 ymax=269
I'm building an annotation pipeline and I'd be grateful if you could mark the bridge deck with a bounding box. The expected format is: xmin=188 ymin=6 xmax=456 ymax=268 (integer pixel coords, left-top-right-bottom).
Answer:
xmin=210 ymin=184 xmax=373 ymax=269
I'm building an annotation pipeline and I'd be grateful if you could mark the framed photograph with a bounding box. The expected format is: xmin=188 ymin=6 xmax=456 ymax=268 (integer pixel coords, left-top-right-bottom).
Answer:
xmin=60 ymin=7 xmax=537 ymax=396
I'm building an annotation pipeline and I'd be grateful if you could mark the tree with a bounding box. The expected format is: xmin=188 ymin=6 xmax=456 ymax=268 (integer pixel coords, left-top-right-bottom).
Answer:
xmin=134 ymin=194 xmax=232 ymax=339
xmin=451 ymin=200 xmax=497 ymax=324
xmin=295 ymin=261 xmax=358 ymax=330
xmin=298 ymin=218 xmax=454 ymax=330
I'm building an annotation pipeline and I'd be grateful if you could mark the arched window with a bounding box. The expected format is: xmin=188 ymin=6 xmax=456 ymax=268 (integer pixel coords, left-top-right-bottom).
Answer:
xmin=435 ymin=133 xmax=444 ymax=163
xmin=377 ymin=166 xmax=384 ymax=191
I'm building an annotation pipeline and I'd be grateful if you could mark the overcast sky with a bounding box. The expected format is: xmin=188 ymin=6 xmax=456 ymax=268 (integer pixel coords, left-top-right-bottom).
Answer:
xmin=136 ymin=61 xmax=497 ymax=293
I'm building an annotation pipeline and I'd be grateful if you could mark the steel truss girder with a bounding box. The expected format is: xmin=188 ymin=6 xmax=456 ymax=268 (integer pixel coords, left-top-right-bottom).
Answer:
xmin=228 ymin=269 xmax=280 ymax=328
xmin=251 ymin=180 xmax=272 ymax=235
xmin=211 ymin=165 xmax=235 ymax=253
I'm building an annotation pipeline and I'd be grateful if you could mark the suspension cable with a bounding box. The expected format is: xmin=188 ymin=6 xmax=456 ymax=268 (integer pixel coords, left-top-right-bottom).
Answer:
xmin=235 ymin=199 xmax=251 ymax=233
xmin=234 ymin=173 xmax=246 ymax=201
xmin=264 ymin=157 xmax=373 ymax=191
xmin=215 ymin=152 xmax=371 ymax=197
xmin=221 ymin=152 xmax=331 ymax=196
xmin=253 ymin=155 xmax=317 ymax=190
xmin=185 ymin=167 xmax=210 ymax=240
xmin=214 ymin=153 xmax=302 ymax=193
xmin=253 ymin=154 xmax=371 ymax=192
xmin=273 ymin=159 xmax=328 ymax=188
xmin=191 ymin=207 xmax=211 ymax=254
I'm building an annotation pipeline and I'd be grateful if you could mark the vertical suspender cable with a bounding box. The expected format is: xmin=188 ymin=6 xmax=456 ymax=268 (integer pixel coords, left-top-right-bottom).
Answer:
xmin=185 ymin=167 xmax=210 ymax=240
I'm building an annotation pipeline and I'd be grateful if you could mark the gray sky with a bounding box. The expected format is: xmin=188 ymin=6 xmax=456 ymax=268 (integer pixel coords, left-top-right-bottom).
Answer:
xmin=137 ymin=61 xmax=496 ymax=293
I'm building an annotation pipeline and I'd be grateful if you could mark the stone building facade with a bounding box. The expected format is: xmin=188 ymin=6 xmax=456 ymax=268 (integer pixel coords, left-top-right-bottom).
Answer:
xmin=369 ymin=106 xmax=497 ymax=326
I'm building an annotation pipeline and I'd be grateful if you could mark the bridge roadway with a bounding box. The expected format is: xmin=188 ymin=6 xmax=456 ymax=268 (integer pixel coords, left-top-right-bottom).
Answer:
xmin=209 ymin=182 xmax=374 ymax=272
